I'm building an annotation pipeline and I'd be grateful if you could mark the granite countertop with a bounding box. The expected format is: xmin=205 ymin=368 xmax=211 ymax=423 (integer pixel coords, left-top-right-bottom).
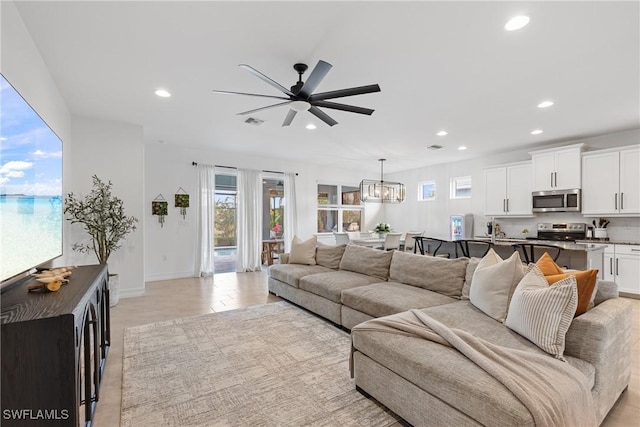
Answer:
xmin=473 ymin=236 xmax=608 ymax=252
xmin=576 ymin=239 xmax=640 ymax=246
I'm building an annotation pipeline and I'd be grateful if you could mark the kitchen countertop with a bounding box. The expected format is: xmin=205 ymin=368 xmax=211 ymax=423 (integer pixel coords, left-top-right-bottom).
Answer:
xmin=576 ymin=239 xmax=640 ymax=246
xmin=473 ymin=237 xmax=607 ymax=252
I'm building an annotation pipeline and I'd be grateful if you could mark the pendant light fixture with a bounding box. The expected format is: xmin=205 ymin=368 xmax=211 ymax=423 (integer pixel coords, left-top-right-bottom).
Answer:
xmin=359 ymin=159 xmax=406 ymax=203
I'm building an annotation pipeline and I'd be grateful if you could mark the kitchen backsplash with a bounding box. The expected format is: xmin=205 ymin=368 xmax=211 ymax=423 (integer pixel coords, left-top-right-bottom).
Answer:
xmin=480 ymin=214 xmax=640 ymax=243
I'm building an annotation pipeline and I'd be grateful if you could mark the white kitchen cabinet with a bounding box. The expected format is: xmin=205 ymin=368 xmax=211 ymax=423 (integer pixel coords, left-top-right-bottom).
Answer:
xmin=484 ymin=162 xmax=532 ymax=217
xmin=604 ymin=245 xmax=640 ymax=295
xmin=531 ymin=144 xmax=583 ymax=191
xmin=582 ymin=146 xmax=640 ymax=215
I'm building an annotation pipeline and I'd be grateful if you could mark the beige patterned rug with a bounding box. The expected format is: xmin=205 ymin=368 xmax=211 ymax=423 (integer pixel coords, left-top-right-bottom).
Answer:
xmin=121 ymin=301 xmax=400 ymax=426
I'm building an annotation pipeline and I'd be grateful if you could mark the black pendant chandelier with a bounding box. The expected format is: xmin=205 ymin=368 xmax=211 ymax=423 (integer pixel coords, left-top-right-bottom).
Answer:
xmin=359 ymin=159 xmax=406 ymax=203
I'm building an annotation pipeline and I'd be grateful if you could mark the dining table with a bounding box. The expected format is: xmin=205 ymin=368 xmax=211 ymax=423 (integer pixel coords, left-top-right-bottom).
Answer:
xmin=351 ymin=237 xmax=405 ymax=249
xmin=262 ymin=239 xmax=284 ymax=265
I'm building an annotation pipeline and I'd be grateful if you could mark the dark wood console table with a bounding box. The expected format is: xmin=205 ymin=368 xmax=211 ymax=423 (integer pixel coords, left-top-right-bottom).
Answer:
xmin=1 ymin=264 xmax=110 ymax=426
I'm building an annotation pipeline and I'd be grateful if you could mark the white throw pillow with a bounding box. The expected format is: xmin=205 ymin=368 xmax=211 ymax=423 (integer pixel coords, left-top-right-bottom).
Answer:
xmin=469 ymin=249 xmax=526 ymax=322
xmin=505 ymin=265 xmax=578 ymax=360
xmin=288 ymin=236 xmax=317 ymax=265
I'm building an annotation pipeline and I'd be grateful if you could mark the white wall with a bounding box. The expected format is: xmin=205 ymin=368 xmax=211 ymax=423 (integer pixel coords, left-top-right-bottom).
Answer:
xmin=69 ymin=117 xmax=145 ymax=297
xmin=144 ymin=143 xmax=381 ymax=281
xmin=384 ymin=129 xmax=640 ymax=242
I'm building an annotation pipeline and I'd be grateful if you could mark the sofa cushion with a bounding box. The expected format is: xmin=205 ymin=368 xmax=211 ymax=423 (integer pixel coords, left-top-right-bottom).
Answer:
xmin=352 ymin=301 xmax=595 ymax=427
xmin=460 ymin=257 xmax=481 ymax=300
xmin=469 ymin=249 xmax=526 ymax=322
xmin=389 ymin=251 xmax=468 ymax=298
xmin=342 ymin=282 xmax=457 ymax=318
xmin=505 ymin=265 xmax=578 ymax=360
xmin=339 ymin=244 xmax=393 ymax=280
xmin=268 ymin=263 xmax=333 ymax=288
xmin=315 ymin=244 xmax=346 ymax=269
xmin=289 ymin=235 xmax=317 ymax=265
xmin=298 ymin=271 xmax=381 ymax=303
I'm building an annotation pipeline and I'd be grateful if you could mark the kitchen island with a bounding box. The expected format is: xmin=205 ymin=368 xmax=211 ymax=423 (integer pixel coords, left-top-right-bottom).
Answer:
xmin=473 ymin=237 xmax=606 ymax=271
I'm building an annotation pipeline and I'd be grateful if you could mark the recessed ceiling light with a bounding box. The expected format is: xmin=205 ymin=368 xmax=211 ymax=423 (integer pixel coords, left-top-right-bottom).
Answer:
xmin=306 ymin=123 xmax=317 ymax=130
xmin=436 ymin=130 xmax=448 ymax=136
xmin=458 ymin=146 xmax=468 ymax=151
xmin=505 ymin=15 xmax=530 ymax=31
xmin=531 ymin=129 xmax=543 ymax=135
xmin=155 ymin=89 xmax=171 ymax=98
xmin=537 ymin=100 xmax=554 ymax=108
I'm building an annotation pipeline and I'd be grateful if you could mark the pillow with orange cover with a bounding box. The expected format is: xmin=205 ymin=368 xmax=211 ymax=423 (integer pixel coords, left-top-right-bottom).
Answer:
xmin=536 ymin=252 xmax=598 ymax=316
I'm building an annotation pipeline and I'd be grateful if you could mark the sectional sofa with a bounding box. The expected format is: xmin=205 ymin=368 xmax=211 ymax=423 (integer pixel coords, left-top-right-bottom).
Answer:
xmin=267 ymin=242 xmax=633 ymax=426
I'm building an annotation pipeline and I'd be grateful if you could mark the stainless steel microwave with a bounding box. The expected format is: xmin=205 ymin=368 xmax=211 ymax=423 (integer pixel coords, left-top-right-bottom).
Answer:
xmin=532 ymin=189 xmax=581 ymax=212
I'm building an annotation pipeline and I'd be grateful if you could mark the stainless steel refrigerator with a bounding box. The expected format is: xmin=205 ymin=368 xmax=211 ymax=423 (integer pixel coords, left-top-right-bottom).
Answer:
xmin=450 ymin=214 xmax=474 ymax=240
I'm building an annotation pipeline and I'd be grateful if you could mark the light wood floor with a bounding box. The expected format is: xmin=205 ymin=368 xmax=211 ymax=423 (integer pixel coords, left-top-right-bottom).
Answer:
xmin=94 ymin=271 xmax=639 ymax=426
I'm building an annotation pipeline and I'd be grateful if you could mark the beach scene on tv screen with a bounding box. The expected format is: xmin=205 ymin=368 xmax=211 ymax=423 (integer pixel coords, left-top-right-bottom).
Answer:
xmin=1 ymin=75 xmax=63 ymax=282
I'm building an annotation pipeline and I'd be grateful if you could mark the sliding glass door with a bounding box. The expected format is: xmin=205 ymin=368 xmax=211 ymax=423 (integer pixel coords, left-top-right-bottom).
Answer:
xmin=214 ymin=174 xmax=237 ymax=273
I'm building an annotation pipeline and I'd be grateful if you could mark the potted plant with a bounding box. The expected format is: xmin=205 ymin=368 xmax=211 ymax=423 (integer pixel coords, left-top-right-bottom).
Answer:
xmin=64 ymin=175 xmax=138 ymax=306
xmin=374 ymin=222 xmax=391 ymax=237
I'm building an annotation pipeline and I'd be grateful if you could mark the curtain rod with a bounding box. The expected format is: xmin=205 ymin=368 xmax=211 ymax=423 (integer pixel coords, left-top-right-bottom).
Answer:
xmin=191 ymin=162 xmax=297 ymax=176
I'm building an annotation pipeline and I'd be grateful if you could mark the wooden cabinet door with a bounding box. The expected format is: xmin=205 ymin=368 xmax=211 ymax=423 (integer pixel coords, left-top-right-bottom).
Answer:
xmin=619 ymin=147 xmax=640 ymax=214
xmin=555 ymin=148 xmax=582 ymax=189
xmin=506 ymin=163 xmax=532 ymax=215
xmin=484 ymin=167 xmax=507 ymax=216
xmin=582 ymin=151 xmax=619 ymax=215
xmin=532 ymin=152 xmax=555 ymax=191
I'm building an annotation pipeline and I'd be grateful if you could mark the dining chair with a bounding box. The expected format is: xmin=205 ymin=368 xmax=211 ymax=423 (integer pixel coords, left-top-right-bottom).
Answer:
xmin=333 ymin=232 xmax=350 ymax=245
xmin=403 ymin=231 xmax=423 ymax=252
xmin=380 ymin=232 xmax=402 ymax=251
xmin=511 ymin=243 xmax=563 ymax=264
xmin=455 ymin=240 xmax=493 ymax=258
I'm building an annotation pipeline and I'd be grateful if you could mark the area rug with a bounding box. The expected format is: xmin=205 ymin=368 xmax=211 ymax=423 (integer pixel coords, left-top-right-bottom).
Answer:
xmin=121 ymin=301 xmax=400 ymax=426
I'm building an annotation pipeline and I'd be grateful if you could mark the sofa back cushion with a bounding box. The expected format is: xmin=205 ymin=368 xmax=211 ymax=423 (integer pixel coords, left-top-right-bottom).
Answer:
xmin=289 ymin=235 xmax=317 ymax=265
xmin=389 ymin=251 xmax=469 ymax=298
xmin=316 ymin=244 xmax=346 ymax=269
xmin=339 ymin=244 xmax=393 ymax=280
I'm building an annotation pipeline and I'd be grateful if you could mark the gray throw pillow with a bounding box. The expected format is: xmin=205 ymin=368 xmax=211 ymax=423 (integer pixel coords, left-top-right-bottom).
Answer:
xmin=316 ymin=243 xmax=346 ymax=269
xmin=288 ymin=236 xmax=317 ymax=265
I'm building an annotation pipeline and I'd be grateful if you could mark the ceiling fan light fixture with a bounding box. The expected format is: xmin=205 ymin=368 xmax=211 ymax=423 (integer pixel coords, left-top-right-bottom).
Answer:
xmin=359 ymin=159 xmax=405 ymax=204
xmin=291 ymin=100 xmax=311 ymax=112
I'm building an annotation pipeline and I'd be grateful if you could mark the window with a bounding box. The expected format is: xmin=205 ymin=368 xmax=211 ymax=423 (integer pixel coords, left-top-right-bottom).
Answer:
xmin=418 ymin=180 xmax=436 ymax=201
xmin=317 ymin=184 xmax=364 ymax=233
xmin=450 ymin=176 xmax=472 ymax=199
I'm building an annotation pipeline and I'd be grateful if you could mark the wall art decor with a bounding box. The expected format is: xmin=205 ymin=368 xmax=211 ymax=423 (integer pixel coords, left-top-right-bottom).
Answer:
xmin=152 ymin=194 xmax=168 ymax=227
xmin=174 ymin=188 xmax=190 ymax=219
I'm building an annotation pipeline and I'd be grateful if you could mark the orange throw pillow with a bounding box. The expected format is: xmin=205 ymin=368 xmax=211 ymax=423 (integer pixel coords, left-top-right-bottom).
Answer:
xmin=536 ymin=252 xmax=564 ymax=275
xmin=536 ymin=251 xmax=598 ymax=316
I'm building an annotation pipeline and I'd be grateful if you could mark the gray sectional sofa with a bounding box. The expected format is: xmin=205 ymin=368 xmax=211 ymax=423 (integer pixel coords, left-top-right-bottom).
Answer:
xmin=267 ymin=243 xmax=633 ymax=426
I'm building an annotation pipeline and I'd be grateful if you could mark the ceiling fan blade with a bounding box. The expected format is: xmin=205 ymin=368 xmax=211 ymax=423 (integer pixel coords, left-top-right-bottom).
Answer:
xmin=239 ymin=64 xmax=295 ymax=97
xmin=309 ymin=106 xmax=338 ymax=127
xmin=311 ymin=101 xmax=374 ymax=115
xmin=237 ymin=101 xmax=292 ymax=116
xmin=212 ymin=90 xmax=290 ymax=101
xmin=282 ymin=109 xmax=297 ymax=127
xmin=309 ymin=84 xmax=381 ymax=101
xmin=298 ymin=60 xmax=332 ymax=98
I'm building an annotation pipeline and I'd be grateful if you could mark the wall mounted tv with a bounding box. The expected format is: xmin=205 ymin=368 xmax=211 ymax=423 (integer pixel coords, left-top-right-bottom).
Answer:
xmin=0 ymin=74 xmax=63 ymax=285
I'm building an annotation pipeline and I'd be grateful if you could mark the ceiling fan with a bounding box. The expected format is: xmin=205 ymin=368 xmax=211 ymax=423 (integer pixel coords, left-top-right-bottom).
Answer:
xmin=213 ymin=60 xmax=381 ymax=127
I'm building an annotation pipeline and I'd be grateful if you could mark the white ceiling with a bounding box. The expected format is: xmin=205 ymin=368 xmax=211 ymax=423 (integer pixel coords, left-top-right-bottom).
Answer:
xmin=14 ymin=1 xmax=640 ymax=174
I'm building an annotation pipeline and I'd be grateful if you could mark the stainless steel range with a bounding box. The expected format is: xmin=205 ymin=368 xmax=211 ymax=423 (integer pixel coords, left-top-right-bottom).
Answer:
xmin=528 ymin=223 xmax=587 ymax=242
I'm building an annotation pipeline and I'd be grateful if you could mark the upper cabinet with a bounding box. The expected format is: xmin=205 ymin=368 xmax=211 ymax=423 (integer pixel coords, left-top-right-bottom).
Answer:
xmin=530 ymin=144 xmax=583 ymax=191
xmin=484 ymin=162 xmax=532 ymax=217
xmin=582 ymin=146 xmax=640 ymax=216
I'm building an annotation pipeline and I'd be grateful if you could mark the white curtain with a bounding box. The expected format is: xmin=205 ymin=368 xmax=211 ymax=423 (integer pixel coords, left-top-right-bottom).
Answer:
xmin=196 ymin=164 xmax=216 ymax=276
xmin=236 ymin=168 xmax=263 ymax=272
xmin=283 ymin=172 xmax=298 ymax=252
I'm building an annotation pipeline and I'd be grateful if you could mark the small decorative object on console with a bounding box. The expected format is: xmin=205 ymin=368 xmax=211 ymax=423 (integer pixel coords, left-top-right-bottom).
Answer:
xmin=27 ymin=266 xmax=76 ymax=292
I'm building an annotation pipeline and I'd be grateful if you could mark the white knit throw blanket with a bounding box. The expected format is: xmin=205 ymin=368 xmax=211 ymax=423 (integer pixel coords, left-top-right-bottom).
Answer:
xmin=351 ymin=309 xmax=597 ymax=427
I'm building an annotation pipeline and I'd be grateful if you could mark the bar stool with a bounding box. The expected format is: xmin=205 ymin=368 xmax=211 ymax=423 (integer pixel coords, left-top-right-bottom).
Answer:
xmin=511 ymin=243 xmax=563 ymax=264
xmin=455 ymin=240 xmax=493 ymax=258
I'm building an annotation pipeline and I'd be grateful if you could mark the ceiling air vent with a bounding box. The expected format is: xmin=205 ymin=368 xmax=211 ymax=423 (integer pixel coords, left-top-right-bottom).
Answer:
xmin=427 ymin=144 xmax=443 ymax=150
xmin=244 ymin=117 xmax=264 ymax=126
